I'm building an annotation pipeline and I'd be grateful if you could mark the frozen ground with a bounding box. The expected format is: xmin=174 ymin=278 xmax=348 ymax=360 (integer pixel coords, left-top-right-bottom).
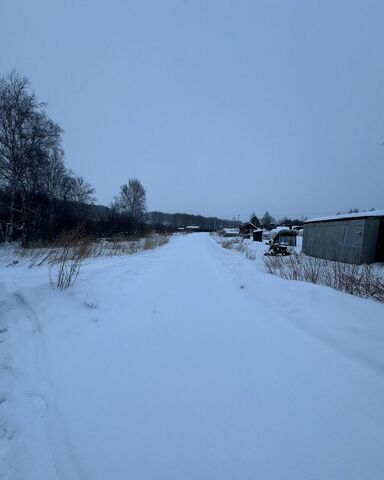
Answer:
xmin=1 ymin=233 xmax=384 ymax=479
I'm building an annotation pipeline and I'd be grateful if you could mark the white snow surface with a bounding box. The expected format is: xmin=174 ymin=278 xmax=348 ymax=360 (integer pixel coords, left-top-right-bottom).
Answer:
xmin=1 ymin=233 xmax=384 ymax=480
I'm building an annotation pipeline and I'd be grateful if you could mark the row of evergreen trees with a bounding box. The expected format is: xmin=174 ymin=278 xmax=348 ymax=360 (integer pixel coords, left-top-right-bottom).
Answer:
xmin=145 ymin=211 xmax=236 ymax=230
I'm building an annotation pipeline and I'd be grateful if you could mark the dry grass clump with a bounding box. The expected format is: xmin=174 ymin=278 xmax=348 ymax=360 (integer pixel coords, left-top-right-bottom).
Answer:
xmin=220 ymin=238 xmax=241 ymax=250
xmin=49 ymin=227 xmax=93 ymax=290
xmin=264 ymin=253 xmax=384 ymax=302
xmin=18 ymin=244 xmax=61 ymax=267
xmin=142 ymin=234 xmax=170 ymax=250
xmin=19 ymin=233 xmax=171 ymax=265
xmin=104 ymin=234 xmax=170 ymax=255
xmin=104 ymin=238 xmax=142 ymax=256
xmin=218 ymin=237 xmax=256 ymax=260
xmin=16 ymin=231 xmax=171 ymax=290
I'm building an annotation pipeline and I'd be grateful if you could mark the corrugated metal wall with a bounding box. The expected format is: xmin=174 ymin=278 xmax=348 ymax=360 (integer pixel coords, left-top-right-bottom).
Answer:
xmin=303 ymin=218 xmax=380 ymax=264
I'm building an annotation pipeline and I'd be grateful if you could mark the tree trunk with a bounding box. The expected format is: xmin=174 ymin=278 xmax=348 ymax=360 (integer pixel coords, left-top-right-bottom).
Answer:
xmin=7 ymin=188 xmax=16 ymax=242
xmin=20 ymin=192 xmax=29 ymax=248
xmin=0 ymin=222 xmax=5 ymax=242
xmin=48 ymin=196 xmax=55 ymax=240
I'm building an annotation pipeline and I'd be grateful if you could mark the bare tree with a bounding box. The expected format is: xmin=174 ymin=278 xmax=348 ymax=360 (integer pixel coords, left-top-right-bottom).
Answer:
xmin=0 ymin=72 xmax=67 ymax=245
xmin=112 ymin=178 xmax=146 ymax=220
xmin=63 ymin=174 xmax=95 ymax=203
xmin=0 ymin=71 xmax=98 ymax=245
xmin=0 ymin=72 xmax=39 ymax=236
xmin=0 ymin=71 xmax=101 ymax=245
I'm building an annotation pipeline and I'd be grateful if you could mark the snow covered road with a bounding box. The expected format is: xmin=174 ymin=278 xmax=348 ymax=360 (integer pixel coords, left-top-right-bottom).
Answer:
xmin=2 ymin=233 xmax=384 ymax=479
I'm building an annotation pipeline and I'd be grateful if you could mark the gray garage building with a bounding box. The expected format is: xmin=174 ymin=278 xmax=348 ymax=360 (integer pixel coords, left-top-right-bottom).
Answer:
xmin=303 ymin=211 xmax=384 ymax=264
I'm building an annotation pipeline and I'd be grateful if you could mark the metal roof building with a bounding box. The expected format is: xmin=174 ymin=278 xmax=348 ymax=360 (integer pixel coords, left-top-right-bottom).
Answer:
xmin=302 ymin=211 xmax=384 ymax=264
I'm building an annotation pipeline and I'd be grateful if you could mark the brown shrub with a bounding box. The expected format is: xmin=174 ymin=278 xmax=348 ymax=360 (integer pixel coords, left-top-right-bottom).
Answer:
xmin=49 ymin=226 xmax=93 ymax=290
xmin=263 ymin=253 xmax=384 ymax=302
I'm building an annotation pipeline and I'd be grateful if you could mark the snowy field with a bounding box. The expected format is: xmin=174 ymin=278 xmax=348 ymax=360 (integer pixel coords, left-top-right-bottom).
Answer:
xmin=1 ymin=232 xmax=384 ymax=479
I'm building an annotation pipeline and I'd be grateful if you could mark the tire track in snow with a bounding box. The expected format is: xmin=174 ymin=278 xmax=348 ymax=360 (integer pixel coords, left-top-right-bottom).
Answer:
xmin=9 ymin=292 xmax=90 ymax=480
xmin=0 ymin=295 xmax=23 ymax=480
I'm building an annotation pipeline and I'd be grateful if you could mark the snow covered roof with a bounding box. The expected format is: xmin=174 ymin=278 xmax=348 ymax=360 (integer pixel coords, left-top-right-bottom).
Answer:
xmin=305 ymin=210 xmax=384 ymax=223
xmin=268 ymin=226 xmax=292 ymax=238
xmin=222 ymin=228 xmax=239 ymax=233
xmin=270 ymin=226 xmax=291 ymax=233
xmin=240 ymin=222 xmax=259 ymax=229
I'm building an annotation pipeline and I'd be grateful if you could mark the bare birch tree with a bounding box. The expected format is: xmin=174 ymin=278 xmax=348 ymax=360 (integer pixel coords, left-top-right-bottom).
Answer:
xmin=112 ymin=178 xmax=146 ymax=220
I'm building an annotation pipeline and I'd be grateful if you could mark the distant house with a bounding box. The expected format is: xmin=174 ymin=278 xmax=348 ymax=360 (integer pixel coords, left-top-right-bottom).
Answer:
xmin=186 ymin=225 xmax=200 ymax=232
xmin=239 ymin=222 xmax=259 ymax=237
xmin=303 ymin=211 xmax=384 ymax=264
xmin=221 ymin=228 xmax=240 ymax=237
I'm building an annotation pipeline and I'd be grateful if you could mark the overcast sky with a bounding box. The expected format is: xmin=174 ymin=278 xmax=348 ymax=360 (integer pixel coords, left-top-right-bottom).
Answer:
xmin=1 ymin=0 xmax=383 ymax=220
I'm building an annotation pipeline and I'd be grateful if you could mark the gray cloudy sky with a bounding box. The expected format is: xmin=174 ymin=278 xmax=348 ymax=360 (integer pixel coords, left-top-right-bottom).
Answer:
xmin=1 ymin=0 xmax=383 ymax=220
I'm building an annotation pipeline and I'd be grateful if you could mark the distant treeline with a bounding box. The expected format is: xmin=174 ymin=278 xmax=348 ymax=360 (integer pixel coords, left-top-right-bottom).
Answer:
xmin=145 ymin=211 xmax=236 ymax=230
xmin=0 ymin=189 xmax=236 ymax=243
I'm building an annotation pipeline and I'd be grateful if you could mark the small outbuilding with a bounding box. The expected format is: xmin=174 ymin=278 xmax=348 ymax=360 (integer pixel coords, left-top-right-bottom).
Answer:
xmin=186 ymin=225 xmax=200 ymax=232
xmin=252 ymin=229 xmax=263 ymax=242
xmin=221 ymin=228 xmax=240 ymax=237
xmin=303 ymin=211 xmax=384 ymax=264
xmin=239 ymin=222 xmax=259 ymax=238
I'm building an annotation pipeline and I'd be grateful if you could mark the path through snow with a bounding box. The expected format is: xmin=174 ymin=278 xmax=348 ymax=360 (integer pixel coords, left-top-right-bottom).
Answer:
xmin=1 ymin=233 xmax=384 ymax=479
